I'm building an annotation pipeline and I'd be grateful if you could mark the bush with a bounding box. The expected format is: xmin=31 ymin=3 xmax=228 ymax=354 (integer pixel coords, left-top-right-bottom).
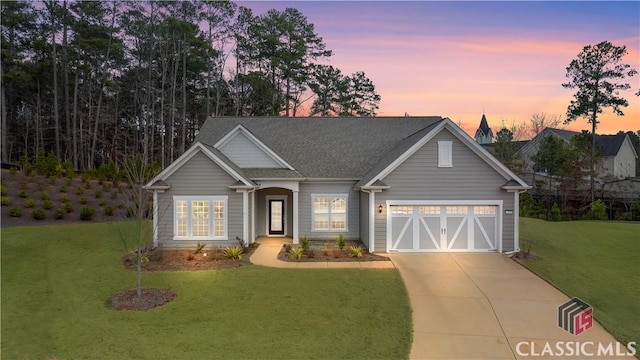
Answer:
xmin=64 ymin=177 xmax=73 ymax=187
xmin=194 ymin=242 xmax=206 ymax=254
xmin=289 ymin=246 xmax=305 ymax=260
xmin=9 ymin=207 xmax=22 ymax=217
xmin=37 ymin=182 xmax=46 ymax=191
xmin=9 ymin=167 xmax=18 ymax=176
xmin=102 ymin=182 xmax=113 ymax=192
xmin=24 ymin=199 xmax=35 ymax=208
xmin=104 ymin=206 xmax=114 ymax=216
xmin=60 ymin=194 xmax=70 ymax=203
xmin=48 ymin=176 xmax=57 ymax=185
xmin=64 ymin=203 xmax=73 ymax=213
xmin=54 ymin=209 xmax=66 ymax=220
xmin=99 ymin=199 xmax=107 ymax=207
xmin=40 ymin=191 xmax=50 ymax=200
xmin=300 ymin=236 xmax=310 ymax=251
xmin=550 ymin=202 xmax=561 ymax=221
xmin=583 ymin=200 xmax=608 ymax=221
xmin=18 ymin=190 xmax=28 ymax=198
xmin=84 ymin=180 xmax=91 ymax=189
xmin=94 ymin=190 xmax=102 ymax=198
xmin=81 ymin=172 xmax=90 ymax=183
xmin=80 ymin=196 xmax=88 ymax=204
xmin=0 ymin=184 xmax=6 ymax=196
xmin=75 ymin=187 xmax=84 ymax=196
xmin=337 ymin=234 xmax=346 ymax=250
xmin=223 ymin=246 xmax=243 ymax=260
xmin=349 ymin=245 xmax=364 ymax=258
xmin=32 ymin=208 xmax=46 ymax=220
xmin=43 ymin=200 xmax=53 ymax=210
xmin=1 ymin=197 xmax=10 ymax=206
xmin=59 ymin=185 xmax=67 ymax=193
xmin=79 ymin=207 xmax=95 ymax=221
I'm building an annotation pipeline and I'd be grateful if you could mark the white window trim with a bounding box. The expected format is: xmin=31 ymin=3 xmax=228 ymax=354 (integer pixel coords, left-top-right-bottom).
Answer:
xmin=438 ymin=141 xmax=453 ymax=167
xmin=311 ymin=194 xmax=348 ymax=232
xmin=173 ymin=196 xmax=228 ymax=240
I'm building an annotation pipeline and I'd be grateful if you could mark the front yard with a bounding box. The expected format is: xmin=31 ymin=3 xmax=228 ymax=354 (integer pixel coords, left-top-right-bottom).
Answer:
xmin=519 ymin=218 xmax=640 ymax=345
xmin=1 ymin=222 xmax=411 ymax=359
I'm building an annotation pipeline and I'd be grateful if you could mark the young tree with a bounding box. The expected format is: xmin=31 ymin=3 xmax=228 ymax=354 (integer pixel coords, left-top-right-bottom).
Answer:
xmin=528 ymin=113 xmax=563 ymax=139
xmin=562 ymin=41 xmax=638 ymax=216
xmin=494 ymin=128 xmax=522 ymax=172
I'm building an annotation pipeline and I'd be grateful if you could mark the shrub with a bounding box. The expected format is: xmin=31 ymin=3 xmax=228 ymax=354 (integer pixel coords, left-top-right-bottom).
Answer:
xmin=48 ymin=176 xmax=57 ymax=185
xmin=550 ymin=203 xmax=561 ymax=221
xmin=337 ymin=234 xmax=346 ymax=250
xmin=80 ymin=196 xmax=88 ymax=204
xmin=59 ymin=185 xmax=67 ymax=193
xmin=9 ymin=167 xmax=18 ymax=176
xmin=1 ymin=197 xmax=10 ymax=206
xmin=194 ymin=242 xmax=206 ymax=254
xmin=81 ymin=172 xmax=90 ymax=183
xmin=9 ymin=207 xmax=22 ymax=217
xmin=300 ymin=236 xmax=310 ymax=251
xmin=223 ymin=246 xmax=243 ymax=260
xmin=583 ymin=200 xmax=608 ymax=221
xmin=54 ymin=209 xmax=66 ymax=220
xmin=79 ymin=207 xmax=95 ymax=221
xmin=104 ymin=206 xmax=114 ymax=216
xmin=289 ymin=246 xmax=305 ymax=260
xmin=60 ymin=194 xmax=70 ymax=203
xmin=64 ymin=177 xmax=73 ymax=187
xmin=0 ymin=184 xmax=6 ymax=196
xmin=98 ymin=199 xmax=107 ymax=207
xmin=24 ymin=199 xmax=35 ymax=208
xmin=32 ymin=208 xmax=46 ymax=220
xmin=349 ymin=245 xmax=364 ymax=258
xmin=40 ymin=191 xmax=50 ymax=200
xmin=103 ymin=182 xmax=113 ymax=192
xmin=75 ymin=187 xmax=84 ymax=196
xmin=94 ymin=190 xmax=102 ymax=198
xmin=84 ymin=180 xmax=91 ymax=189
xmin=64 ymin=203 xmax=73 ymax=213
xmin=37 ymin=182 xmax=46 ymax=191
xmin=43 ymin=200 xmax=53 ymax=210
xmin=18 ymin=190 xmax=28 ymax=198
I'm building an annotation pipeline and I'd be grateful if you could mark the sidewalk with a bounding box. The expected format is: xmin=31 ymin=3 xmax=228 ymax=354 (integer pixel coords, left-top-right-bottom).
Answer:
xmin=249 ymin=238 xmax=395 ymax=269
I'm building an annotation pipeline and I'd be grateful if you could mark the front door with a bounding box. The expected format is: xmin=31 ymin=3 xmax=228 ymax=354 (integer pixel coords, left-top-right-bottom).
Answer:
xmin=268 ymin=199 xmax=285 ymax=235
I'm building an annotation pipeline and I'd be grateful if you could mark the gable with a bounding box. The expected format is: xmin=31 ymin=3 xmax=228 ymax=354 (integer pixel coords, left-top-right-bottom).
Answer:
xmin=215 ymin=125 xmax=293 ymax=169
xmin=360 ymin=119 xmax=529 ymax=189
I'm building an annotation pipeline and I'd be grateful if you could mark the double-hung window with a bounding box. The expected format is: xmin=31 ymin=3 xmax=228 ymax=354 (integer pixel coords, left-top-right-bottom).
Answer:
xmin=174 ymin=196 xmax=227 ymax=240
xmin=312 ymin=194 xmax=347 ymax=231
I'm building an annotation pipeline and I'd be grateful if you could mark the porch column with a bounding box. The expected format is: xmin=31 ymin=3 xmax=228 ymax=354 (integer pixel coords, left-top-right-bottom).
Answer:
xmin=293 ymin=190 xmax=299 ymax=244
xmin=513 ymin=190 xmax=520 ymax=252
xmin=251 ymin=191 xmax=256 ymax=243
xmin=368 ymin=191 xmax=376 ymax=252
xmin=240 ymin=190 xmax=249 ymax=244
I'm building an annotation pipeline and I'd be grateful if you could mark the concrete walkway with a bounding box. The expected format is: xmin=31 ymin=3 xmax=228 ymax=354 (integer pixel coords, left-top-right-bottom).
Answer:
xmin=249 ymin=237 xmax=395 ymax=269
xmin=390 ymin=253 xmax=624 ymax=360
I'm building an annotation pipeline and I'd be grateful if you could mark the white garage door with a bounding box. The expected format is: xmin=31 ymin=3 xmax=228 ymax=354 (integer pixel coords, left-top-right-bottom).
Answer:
xmin=389 ymin=204 xmax=498 ymax=252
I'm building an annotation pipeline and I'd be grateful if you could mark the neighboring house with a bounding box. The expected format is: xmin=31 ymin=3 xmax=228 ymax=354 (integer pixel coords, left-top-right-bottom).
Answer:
xmin=474 ymin=114 xmax=493 ymax=144
xmin=519 ymin=128 xmax=638 ymax=180
xmin=144 ymin=117 xmax=530 ymax=253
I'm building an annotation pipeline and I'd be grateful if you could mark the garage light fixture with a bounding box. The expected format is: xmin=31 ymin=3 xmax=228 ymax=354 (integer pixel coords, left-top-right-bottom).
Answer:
xmin=378 ymin=205 xmax=383 ymax=214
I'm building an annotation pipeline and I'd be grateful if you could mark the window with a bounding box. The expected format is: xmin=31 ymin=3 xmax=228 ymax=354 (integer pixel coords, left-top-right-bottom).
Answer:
xmin=446 ymin=206 xmax=468 ymax=215
xmin=173 ymin=196 xmax=227 ymax=239
xmin=473 ymin=206 xmax=496 ymax=215
xmin=438 ymin=141 xmax=453 ymax=167
xmin=391 ymin=206 xmax=413 ymax=215
xmin=312 ymin=195 xmax=347 ymax=231
xmin=419 ymin=206 xmax=440 ymax=215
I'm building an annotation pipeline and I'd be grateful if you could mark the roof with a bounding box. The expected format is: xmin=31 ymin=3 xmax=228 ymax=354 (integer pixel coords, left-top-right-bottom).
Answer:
xmin=195 ymin=116 xmax=445 ymax=179
xmin=595 ymin=134 xmax=627 ymax=157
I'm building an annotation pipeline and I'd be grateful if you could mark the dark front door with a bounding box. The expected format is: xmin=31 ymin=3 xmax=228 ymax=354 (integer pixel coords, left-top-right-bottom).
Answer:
xmin=268 ymin=199 xmax=285 ymax=235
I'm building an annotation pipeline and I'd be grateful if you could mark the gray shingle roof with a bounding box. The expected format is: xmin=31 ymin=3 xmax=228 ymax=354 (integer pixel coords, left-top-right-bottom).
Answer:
xmin=595 ymin=134 xmax=627 ymax=157
xmin=195 ymin=116 xmax=445 ymax=179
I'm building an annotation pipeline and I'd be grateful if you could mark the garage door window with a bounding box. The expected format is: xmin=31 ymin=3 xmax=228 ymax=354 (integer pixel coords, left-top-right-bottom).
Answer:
xmin=419 ymin=206 xmax=440 ymax=215
xmin=391 ymin=206 xmax=413 ymax=215
xmin=446 ymin=206 xmax=468 ymax=214
xmin=474 ymin=206 xmax=496 ymax=215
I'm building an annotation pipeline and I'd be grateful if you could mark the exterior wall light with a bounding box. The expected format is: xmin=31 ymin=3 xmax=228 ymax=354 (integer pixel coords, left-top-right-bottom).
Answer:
xmin=378 ymin=205 xmax=383 ymax=213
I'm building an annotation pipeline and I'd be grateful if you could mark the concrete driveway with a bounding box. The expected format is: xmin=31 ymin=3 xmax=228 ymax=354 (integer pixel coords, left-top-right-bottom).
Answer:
xmin=389 ymin=253 xmax=624 ymax=359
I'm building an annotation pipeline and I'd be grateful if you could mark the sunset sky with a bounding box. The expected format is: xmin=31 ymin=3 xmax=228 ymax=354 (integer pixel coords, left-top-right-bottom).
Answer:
xmin=239 ymin=1 xmax=640 ymax=138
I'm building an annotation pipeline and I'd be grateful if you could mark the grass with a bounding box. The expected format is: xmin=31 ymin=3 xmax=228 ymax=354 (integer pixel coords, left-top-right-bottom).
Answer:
xmin=520 ymin=218 xmax=640 ymax=345
xmin=1 ymin=222 xmax=411 ymax=359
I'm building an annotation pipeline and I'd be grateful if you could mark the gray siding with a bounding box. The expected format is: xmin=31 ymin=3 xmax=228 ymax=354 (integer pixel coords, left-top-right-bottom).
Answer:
xmin=256 ymin=188 xmax=293 ymax=237
xmin=219 ymin=132 xmax=282 ymax=168
xmin=156 ymin=151 xmax=243 ymax=249
xmin=298 ymin=182 xmax=360 ymax=240
xmin=374 ymin=129 xmax=515 ymax=252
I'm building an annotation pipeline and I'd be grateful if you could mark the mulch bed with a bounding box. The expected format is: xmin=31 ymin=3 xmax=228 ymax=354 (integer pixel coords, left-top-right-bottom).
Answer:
xmin=109 ymin=288 xmax=178 ymax=311
xmin=120 ymin=246 xmax=256 ymax=272
xmin=277 ymin=243 xmax=390 ymax=262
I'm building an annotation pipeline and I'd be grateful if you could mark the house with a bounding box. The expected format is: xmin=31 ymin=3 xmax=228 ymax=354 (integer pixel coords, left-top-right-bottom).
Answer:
xmin=474 ymin=114 xmax=493 ymax=144
xmin=144 ymin=117 xmax=530 ymax=253
xmin=519 ymin=128 xmax=638 ymax=180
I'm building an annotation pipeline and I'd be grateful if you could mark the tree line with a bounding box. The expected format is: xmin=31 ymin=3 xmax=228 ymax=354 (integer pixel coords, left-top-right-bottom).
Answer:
xmin=1 ymin=1 xmax=381 ymax=170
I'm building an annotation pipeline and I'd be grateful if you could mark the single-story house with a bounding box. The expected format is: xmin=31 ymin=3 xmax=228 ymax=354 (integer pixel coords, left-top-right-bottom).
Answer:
xmin=144 ymin=117 xmax=530 ymax=253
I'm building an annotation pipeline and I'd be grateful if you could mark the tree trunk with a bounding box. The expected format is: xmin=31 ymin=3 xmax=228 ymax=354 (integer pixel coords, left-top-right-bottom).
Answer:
xmin=50 ymin=2 xmax=61 ymax=159
xmin=62 ymin=0 xmax=71 ymax=161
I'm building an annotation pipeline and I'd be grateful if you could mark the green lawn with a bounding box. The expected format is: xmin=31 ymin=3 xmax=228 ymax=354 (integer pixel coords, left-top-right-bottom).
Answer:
xmin=1 ymin=222 xmax=411 ymax=359
xmin=520 ymin=218 xmax=640 ymax=345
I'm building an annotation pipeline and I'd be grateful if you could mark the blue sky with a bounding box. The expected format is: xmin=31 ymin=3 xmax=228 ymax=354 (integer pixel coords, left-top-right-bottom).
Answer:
xmin=238 ymin=1 xmax=640 ymax=136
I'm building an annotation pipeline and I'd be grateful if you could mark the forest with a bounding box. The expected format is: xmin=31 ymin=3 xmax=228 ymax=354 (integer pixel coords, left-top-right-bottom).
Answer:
xmin=1 ymin=1 xmax=382 ymax=170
